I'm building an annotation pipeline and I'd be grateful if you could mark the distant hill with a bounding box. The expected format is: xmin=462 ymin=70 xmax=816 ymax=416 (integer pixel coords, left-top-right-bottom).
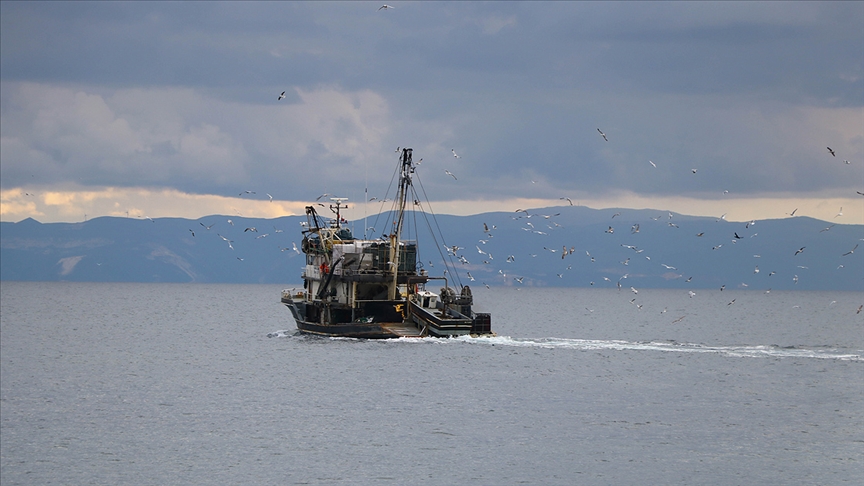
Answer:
xmin=2 ymin=207 xmax=862 ymax=291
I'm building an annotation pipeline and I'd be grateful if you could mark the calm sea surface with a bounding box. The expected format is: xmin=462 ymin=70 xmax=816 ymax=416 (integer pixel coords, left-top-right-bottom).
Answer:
xmin=1 ymin=282 xmax=862 ymax=485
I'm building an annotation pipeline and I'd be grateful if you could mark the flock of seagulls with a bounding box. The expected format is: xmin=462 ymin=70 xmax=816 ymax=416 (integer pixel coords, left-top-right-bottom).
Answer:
xmin=380 ymin=128 xmax=861 ymax=317
xmin=152 ymin=79 xmax=862 ymax=318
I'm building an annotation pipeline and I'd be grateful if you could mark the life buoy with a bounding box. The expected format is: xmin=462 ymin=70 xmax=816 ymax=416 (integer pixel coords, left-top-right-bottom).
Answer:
xmin=319 ymin=263 xmax=329 ymax=274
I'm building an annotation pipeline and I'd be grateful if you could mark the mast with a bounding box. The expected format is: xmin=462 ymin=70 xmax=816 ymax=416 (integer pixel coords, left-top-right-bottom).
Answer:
xmin=388 ymin=148 xmax=413 ymax=300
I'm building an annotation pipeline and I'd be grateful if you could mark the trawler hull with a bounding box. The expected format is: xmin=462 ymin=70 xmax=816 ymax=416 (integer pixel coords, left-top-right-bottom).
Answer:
xmin=294 ymin=319 xmax=424 ymax=339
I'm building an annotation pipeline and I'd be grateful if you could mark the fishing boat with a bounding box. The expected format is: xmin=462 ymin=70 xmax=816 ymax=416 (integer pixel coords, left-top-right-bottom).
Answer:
xmin=281 ymin=148 xmax=492 ymax=338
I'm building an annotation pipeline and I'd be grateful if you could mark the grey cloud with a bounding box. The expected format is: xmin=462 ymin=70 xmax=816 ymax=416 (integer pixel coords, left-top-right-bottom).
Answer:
xmin=1 ymin=2 xmax=861 ymax=204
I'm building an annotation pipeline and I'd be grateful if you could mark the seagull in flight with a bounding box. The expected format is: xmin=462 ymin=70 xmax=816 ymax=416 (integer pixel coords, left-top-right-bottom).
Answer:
xmin=316 ymin=193 xmax=329 ymax=201
xmin=451 ymin=149 xmax=461 ymax=159
xmin=842 ymin=244 xmax=858 ymax=256
xmin=794 ymin=246 xmax=805 ymax=256
xmin=597 ymin=128 xmax=608 ymax=141
xmin=444 ymin=170 xmax=457 ymax=180
xmin=835 ymin=207 xmax=843 ymax=218
xmin=278 ymin=91 xmax=286 ymax=101
xmin=827 ymin=146 xmax=835 ymax=157
xmin=378 ymin=4 xmax=393 ymax=10
xmin=200 ymin=222 xmax=215 ymax=230
xmin=217 ymin=234 xmax=234 ymax=250
xmin=649 ymin=160 xmax=656 ymax=168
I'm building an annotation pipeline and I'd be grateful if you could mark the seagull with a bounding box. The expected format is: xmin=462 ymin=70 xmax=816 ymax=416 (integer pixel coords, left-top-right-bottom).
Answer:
xmin=842 ymin=244 xmax=858 ymax=256
xmin=820 ymin=224 xmax=835 ymax=232
xmin=661 ymin=264 xmax=676 ymax=270
xmin=245 ymin=227 xmax=258 ymax=233
xmin=827 ymin=146 xmax=835 ymax=156
xmin=239 ymin=190 xmax=256 ymax=196
xmin=316 ymin=193 xmax=329 ymax=201
xmin=605 ymin=226 xmax=614 ymax=234
xmin=649 ymin=160 xmax=656 ymax=168
xmin=189 ymin=229 xmax=195 ymax=237
xmin=278 ymin=91 xmax=286 ymax=100
xmin=794 ymin=246 xmax=805 ymax=256
xmin=378 ymin=4 xmax=393 ymax=10
xmin=597 ymin=128 xmax=608 ymax=141
xmin=444 ymin=170 xmax=457 ymax=180
xmin=835 ymin=207 xmax=843 ymax=218
xmin=200 ymin=222 xmax=215 ymax=230
xmin=451 ymin=149 xmax=460 ymax=159
xmin=216 ymin=233 xmax=234 ymax=250
xmin=267 ymin=193 xmax=273 ymax=202
xmin=560 ymin=197 xmax=574 ymax=206
xmin=691 ymin=168 xmax=697 ymax=174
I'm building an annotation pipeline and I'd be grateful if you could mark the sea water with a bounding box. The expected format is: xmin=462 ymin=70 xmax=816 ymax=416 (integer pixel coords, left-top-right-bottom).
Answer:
xmin=1 ymin=282 xmax=861 ymax=485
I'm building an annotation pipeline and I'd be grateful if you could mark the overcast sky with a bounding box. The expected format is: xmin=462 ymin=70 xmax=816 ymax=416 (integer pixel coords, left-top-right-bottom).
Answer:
xmin=1 ymin=1 xmax=862 ymax=224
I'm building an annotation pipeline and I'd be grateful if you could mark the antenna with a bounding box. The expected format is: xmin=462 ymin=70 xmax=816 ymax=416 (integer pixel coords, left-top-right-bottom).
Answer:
xmin=364 ymin=159 xmax=368 ymax=239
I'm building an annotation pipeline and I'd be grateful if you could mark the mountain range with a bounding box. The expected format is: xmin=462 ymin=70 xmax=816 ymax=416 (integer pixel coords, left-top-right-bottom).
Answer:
xmin=2 ymin=206 xmax=862 ymax=291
